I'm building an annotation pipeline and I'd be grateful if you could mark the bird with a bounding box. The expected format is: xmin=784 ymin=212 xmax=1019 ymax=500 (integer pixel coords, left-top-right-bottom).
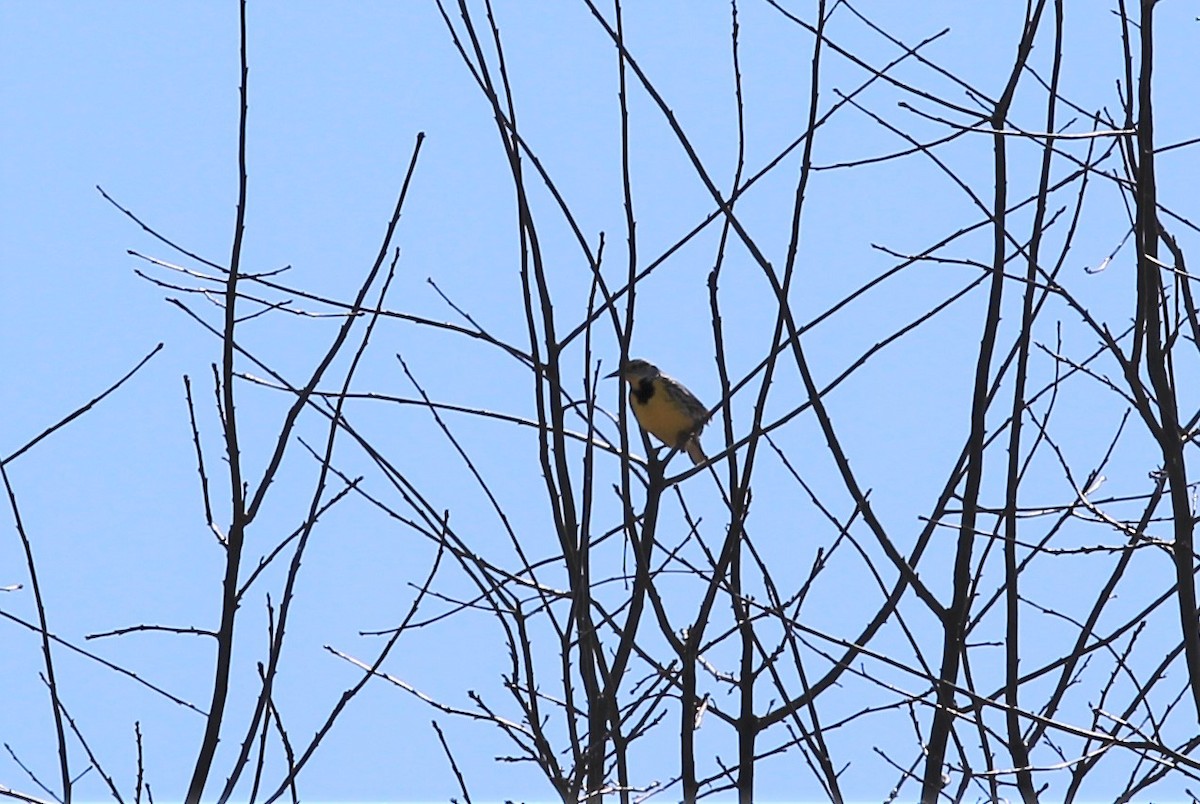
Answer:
xmin=606 ymin=358 xmax=708 ymax=465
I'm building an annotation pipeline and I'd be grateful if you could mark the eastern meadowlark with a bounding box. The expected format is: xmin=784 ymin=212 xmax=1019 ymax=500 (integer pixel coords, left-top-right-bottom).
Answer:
xmin=607 ymin=358 xmax=708 ymax=465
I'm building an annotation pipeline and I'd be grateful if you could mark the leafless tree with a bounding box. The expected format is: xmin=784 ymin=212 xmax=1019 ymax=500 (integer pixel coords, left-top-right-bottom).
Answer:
xmin=4 ymin=1 xmax=1200 ymax=803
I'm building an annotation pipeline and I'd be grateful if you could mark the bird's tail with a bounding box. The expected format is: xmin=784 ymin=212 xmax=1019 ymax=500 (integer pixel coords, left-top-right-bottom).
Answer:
xmin=685 ymin=438 xmax=706 ymax=466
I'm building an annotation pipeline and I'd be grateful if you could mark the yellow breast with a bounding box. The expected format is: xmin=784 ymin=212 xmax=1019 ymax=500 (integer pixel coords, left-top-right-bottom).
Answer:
xmin=629 ymin=377 xmax=697 ymax=449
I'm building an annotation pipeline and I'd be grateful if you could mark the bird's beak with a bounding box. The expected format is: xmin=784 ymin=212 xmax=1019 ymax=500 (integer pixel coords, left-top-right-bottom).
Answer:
xmin=605 ymin=368 xmax=622 ymax=379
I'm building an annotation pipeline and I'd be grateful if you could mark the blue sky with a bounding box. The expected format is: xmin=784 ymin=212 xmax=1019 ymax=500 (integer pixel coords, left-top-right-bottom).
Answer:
xmin=3 ymin=2 xmax=1200 ymax=802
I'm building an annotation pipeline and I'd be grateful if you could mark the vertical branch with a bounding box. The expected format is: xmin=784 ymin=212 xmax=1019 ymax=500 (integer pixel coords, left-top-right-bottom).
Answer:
xmin=604 ymin=0 xmax=652 ymax=782
xmin=720 ymin=5 xmax=758 ymax=803
xmin=1000 ymin=1 xmax=1064 ymax=800
xmin=599 ymin=2 xmax=654 ymax=793
xmin=183 ymin=375 xmax=221 ymax=544
xmin=134 ymin=722 xmax=145 ymax=804
xmin=1 ymin=464 xmax=71 ymax=804
xmin=922 ymin=3 xmax=1048 ymax=800
xmin=0 ymin=347 xmax=159 ymax=803
xmin=186 ymin=1 xmax=251 ymax=798
xmin=1131 ymin=0 xmax=1200 ymax=723
xmin=217 ymin=239 xmax=407 ymax=803
xmin=454 ymin=1 xmax=609 ymax=796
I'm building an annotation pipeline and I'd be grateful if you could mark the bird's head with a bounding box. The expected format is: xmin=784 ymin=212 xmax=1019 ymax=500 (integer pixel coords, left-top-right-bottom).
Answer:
xmin=606 ymin=358 xmax=661 ymax=384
